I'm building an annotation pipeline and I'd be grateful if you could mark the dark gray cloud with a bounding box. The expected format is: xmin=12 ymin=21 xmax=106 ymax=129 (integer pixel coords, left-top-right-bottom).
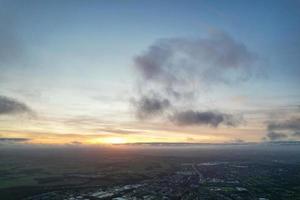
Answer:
xmin=0 ymin=95 xmax=32 ymax=115
xmin=268 ymin=118 xmax=300 ymax=131
xmin=266 ymin=132 xmax=287 ymax=141
xmin=132 ymin=95 xmax=170 ymax=120
xmin=0 ymin=137 xmax=30 ymax=142
xmin=170 ymin=110 xmax=239 ymax=127
xmin=134 ymin=31 xmax=259 ymax=98
xmin=293 ymin=132 xmax=300 ymax=137
xmin=131 ymin=31 xmax=256 ymax=126
xmin=265 ymin=118 xmax=300 ymax=140
xmin=135 ymin=43 xmax=173 ymax=82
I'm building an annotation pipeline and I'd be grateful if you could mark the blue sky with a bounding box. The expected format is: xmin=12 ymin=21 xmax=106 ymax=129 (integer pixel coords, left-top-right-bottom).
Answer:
xmin=0 ymin=0 xmax=299 ymax=144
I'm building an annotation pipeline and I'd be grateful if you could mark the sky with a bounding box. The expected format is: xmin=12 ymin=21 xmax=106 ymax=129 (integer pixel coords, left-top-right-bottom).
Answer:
xmin=0 ymin=0 xmax=299 ymax=145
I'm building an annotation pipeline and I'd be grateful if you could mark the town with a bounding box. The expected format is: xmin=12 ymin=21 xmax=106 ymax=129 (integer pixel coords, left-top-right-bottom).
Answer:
xmin=24 ymin=160 xmax=298 ymax=200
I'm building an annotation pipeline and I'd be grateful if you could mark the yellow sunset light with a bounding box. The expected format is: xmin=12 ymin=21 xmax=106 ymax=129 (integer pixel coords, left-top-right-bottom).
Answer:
xmin=102 ymin=137 xmax=126 ymax=144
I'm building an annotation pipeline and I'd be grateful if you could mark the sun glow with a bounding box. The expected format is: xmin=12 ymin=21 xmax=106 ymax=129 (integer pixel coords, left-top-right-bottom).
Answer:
xmin=102 ymin=137 xmax=127 ymax=144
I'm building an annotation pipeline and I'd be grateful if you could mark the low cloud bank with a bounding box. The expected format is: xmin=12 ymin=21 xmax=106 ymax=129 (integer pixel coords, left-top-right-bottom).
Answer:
xmin=0 ymin=137 xmax=31 ymax=142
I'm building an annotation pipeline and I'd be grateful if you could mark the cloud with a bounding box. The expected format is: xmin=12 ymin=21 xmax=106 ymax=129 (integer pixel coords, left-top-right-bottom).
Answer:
xmin=265 ymin=118 xmax=300 ymax=140
xmin=0 ymin=137 xmax=31 ymax=143
xmin=131 ymin=31 xmax=257 ymax=126
xmin=232 ymin=138 xmax=244 ymax=143
xmin=293 ymin=132 xmax=300 ymax=137
xmin=132 ymin=95 xmax=170 ymax=120
xmin=0 ymin=95 xmax=32 ymax=115
xmin=268 ymin=118 xmax=300 ymax=131
xmin=170 ymin=110 xmax=239 ymax=127
xmin=265 ymin=132 xmax=287 ymax=141
xmin=134 ymin=31 xmax=260 ymax=99
xmin=95 ymin=128 xmax=140 ymax=135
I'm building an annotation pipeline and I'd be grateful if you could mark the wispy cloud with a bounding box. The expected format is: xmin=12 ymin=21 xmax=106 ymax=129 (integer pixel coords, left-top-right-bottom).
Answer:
xmin=94 ymin=128 xmax=141 ymax=135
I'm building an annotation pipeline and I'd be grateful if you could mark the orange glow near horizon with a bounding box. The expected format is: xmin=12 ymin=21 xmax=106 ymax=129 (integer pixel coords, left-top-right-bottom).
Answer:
xmin=103 ymin=137 xmax=127 ymax=144
xmin=0 ymin=125 xmax=267 ymax=145
xmin=90 ymin=137 xmax=127 ymax=144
